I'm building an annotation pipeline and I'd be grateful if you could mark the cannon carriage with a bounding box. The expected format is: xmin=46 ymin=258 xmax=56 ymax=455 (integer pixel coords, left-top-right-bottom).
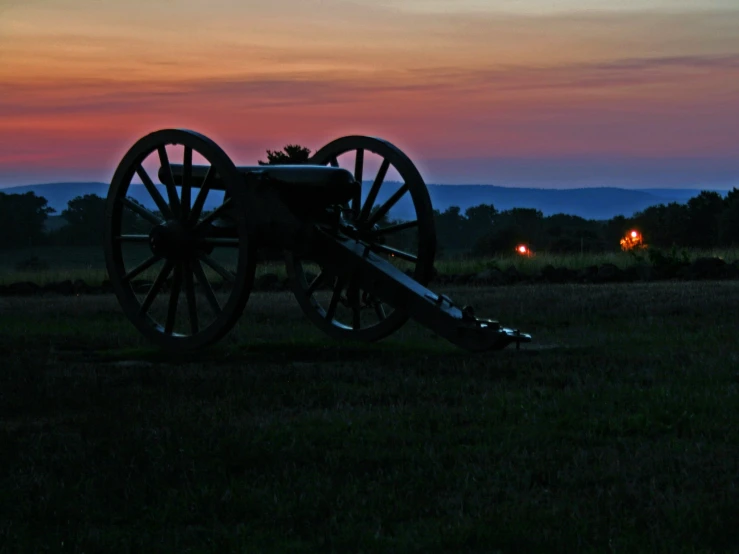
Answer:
xmin=104 ymin=129 xmax=532 ymax=352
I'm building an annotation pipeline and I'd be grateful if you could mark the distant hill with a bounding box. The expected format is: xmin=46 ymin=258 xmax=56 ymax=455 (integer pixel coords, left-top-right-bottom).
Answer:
xmin=1 ymin=181 xmax=226 ymax=212
xmin=0 ymin=181 xmax=729 ymax=224
xmin=422 ymin=184 xmax=727 ymax=221
xmin=2 ymin=182 xmax=229 ymax=228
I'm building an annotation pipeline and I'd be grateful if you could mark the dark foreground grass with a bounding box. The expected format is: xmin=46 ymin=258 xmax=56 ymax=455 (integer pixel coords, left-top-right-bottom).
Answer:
xmin=1 ymin=283 xmax=739 ymax=553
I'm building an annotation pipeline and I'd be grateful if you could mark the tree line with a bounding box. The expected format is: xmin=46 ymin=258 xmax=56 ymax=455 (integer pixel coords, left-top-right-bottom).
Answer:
xmin=2 ymin=187 xmax=738 ymax=255
xmin=436 ymin=188 xmax=739 ymax=256
xmin=2 ymin=143 xmax=737 ymax=254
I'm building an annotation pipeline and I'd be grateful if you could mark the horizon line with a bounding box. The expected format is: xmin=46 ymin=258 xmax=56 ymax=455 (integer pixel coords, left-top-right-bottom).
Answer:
xmin=1 ymin=180 xmax=736 ymax=192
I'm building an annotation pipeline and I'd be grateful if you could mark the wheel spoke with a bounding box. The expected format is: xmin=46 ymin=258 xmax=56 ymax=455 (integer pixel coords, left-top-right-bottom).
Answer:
xmin=158 ymin=146 xmax=181 ymax=218
xmin=371 ymin=219 xmax=418 ymax=236
xmin=352 ymin=149 xmax=364 ymax=219
xmin=192 ymin=259 xmax=221 ymax=316
xmin=194 ymin=198 xmax=233 ymax=232
xmin=366 ymin=183 xmax=409 ymax=227
xmin=307 ymin=271 xmax=326 ymax=296
xmin=358 ymin=158 xmax=390 ymax=223
xmin=183 ymin=260 xmax=199 ymax=335
xmin=136 ymin=165 xmax=172 ymax=218
xmin=139 ymin=260 xmax=175 ymax=317
xmin=188 ymin=165 xmax=216 ymax=225
xmin=181 ymin=146 xmax=192 ymax=221
xmin=120 ymin=197 xmax=163 ymax=226
xmin=165 ymin=263 xmax=183 ymax=334
xmin=325 ymin=276 xmax=346 ymax=322
xmin=375 ymin=303 xmax=387 ymax=321
xmin=348 ymin=273 xmax=361 ymax=330
xmin=200 ymin=253 xmax=236 ymax=283
xmin=123 ymin=254 xmax=161 ymax=283
xmin=371 ymin=243 xmax=417 ymax=263
xmin=116 ymin=234 xmax=150 ymax=243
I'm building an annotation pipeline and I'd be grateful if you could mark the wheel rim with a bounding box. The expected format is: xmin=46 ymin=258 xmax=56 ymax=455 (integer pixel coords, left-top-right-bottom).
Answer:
xmin=285 ymin=136 xmax=436 ymax=342
xmin=104 ymin=129 xmax=256 ymax=350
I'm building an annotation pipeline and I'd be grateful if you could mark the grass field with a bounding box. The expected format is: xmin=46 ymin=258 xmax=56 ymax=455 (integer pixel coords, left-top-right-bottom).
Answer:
xmin=1 ymin=281 xmax=738 ymax=552
xmin=2 ymin=245 xmax=739 ymax=286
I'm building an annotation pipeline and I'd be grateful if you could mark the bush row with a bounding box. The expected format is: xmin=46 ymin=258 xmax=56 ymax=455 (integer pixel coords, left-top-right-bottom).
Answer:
xmin=1 ymin=257 xmax=736 ymax=297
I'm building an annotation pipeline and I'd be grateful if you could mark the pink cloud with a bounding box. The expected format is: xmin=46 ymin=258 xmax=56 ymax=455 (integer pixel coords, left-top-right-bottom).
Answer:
xmin=1 ymin=53 xmax=738 ymax=185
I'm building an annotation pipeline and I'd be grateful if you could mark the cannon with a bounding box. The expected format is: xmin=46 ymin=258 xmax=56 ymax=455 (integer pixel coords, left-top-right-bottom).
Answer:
xmin=104 ymin=129 xmax=532 ymax=351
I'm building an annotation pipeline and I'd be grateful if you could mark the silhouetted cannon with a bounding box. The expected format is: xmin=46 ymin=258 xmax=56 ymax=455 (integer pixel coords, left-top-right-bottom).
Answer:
xmin=104 ymin=129 xmax=532 ymax=351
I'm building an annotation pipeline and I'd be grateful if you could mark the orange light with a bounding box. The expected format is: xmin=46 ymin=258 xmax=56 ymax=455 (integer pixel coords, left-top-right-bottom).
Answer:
xmin=620 ymin=229 xmax=646 ymax=251
xmin=516 ymin=244 xmax=531 ymax=256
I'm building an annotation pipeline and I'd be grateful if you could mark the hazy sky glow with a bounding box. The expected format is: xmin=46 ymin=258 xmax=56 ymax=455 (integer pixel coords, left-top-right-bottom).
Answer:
xmin=1 ymin=0 xmax=738 ymax=187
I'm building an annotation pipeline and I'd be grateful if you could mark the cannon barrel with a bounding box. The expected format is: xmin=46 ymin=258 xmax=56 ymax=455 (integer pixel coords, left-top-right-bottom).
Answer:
xmin=307 ymin=230 xmax=532 ymax=352
xmin=160 ymin=163 xmax=359 ymax=216
xmin=159 ymin=164 xmax=356 ymax=191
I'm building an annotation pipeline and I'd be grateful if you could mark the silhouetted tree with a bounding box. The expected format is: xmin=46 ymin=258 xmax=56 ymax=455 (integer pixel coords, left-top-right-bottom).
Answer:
xmin=55 ymin=194 xmax=107 ymax=245
xmin=542 ymin=213 xmax=605 ymax=253
xmin=603 ymin=215 xmax=631 ymax=246
xmin=433 ymin=206 xmax=467 ymax=255
xmin=723 ymin=187 xmax=739 ymax=207
xmin=473 ymin=208 xmax=545 ymax=255
xmin=633 ymin=203 xmax=687 ymax=248
xmin=718 ymin=188 xmax=739 ymax=246
xmin=0 ymin=191 xmax=54 ymax=248
xmin=464 ymin=204 xmax=497 ymax=247
xmin=464 ymin=204 xmax=497 ymax=228
xmin=686 ymin=191 xmax=723 ymax=248
xmin=258 ymin=145 xmax=312 ymax=165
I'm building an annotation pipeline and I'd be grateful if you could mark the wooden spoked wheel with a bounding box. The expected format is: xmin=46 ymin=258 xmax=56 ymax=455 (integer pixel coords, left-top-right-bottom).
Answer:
xmin=104 ymin=129 xmax=256 ymax=350
xmin=285 ymin=136 xmax=437 ymax=342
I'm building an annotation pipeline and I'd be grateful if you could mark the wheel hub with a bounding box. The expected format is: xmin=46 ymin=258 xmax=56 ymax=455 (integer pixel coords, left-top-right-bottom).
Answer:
xmin=339 ymin=216 xmax=385 ymax=245
xmin=149 ymin=220 xmax=194 ymax=260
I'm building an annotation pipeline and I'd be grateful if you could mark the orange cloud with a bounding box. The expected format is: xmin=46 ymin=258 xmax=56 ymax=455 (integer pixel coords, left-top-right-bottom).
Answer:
xmin=1 ymin=2 xmax=738 ymax=184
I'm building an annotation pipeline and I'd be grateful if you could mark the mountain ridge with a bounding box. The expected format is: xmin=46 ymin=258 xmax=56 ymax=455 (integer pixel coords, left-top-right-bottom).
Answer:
xmin=1 ymin=181 xmax=729 ymax=222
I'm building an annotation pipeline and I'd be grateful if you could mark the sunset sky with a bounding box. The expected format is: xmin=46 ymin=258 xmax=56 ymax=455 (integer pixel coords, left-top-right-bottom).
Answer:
xmin=1 ymin=0 xmax=738 ymax=188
